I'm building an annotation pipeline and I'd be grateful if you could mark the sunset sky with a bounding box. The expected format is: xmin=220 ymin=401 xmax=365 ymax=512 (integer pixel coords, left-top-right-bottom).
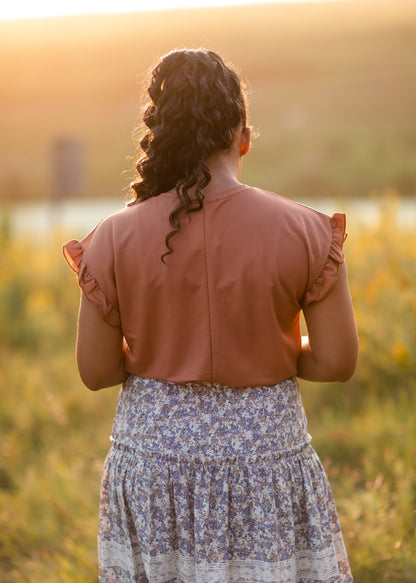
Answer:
xmin=0 ymin=0 xmax=351 ymax=21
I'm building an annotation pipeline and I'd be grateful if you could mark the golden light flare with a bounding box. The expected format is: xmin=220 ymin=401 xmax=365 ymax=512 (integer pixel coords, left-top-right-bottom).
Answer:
xmin=0 ymin=0 xmax=297 ymax=21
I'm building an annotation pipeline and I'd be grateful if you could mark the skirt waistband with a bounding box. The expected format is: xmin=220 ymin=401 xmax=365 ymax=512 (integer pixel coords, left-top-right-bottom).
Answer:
xmin=110 ymin=375 xmax=311 ymax=459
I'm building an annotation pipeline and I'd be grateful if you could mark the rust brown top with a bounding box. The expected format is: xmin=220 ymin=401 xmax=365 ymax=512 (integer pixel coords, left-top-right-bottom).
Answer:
xmin=63 ymin=185 xmax=346 ymax=387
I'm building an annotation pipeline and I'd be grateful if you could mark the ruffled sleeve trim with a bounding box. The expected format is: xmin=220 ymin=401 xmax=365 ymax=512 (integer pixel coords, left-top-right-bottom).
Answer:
xmin=302 ymin=213 xmax=347 ymax=306
xmin=63 ymin=234 xmax=121 ymax=328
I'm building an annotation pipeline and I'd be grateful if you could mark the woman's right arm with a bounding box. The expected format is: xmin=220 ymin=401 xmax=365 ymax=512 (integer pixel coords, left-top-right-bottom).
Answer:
xmin=76 ymin=294 xmax=129 ymax=391
xmin=297 ymin=262 xmax=359 ymax=382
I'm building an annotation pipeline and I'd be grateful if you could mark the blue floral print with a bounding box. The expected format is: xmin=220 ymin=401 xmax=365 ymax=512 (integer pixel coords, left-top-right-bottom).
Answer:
xmin=99 ymin=376 xmax=353 ymax=583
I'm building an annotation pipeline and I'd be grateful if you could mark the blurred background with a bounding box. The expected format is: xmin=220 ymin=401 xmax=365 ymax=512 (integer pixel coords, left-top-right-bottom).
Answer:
xmin=1 ymin=0 xmax=415 ymax=581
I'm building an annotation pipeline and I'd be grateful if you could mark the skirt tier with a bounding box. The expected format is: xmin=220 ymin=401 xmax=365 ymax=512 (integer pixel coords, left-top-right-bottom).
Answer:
xmin=98 ymin=375 xmax=353 ymax=583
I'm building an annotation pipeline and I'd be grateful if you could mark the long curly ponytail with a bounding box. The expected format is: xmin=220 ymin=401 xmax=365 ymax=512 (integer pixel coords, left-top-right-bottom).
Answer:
xmin=129 ymin=49 xmax=247 ymax=263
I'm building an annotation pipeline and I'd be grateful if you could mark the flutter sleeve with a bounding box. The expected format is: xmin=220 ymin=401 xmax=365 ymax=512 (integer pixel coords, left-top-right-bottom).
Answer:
xmin=302 ymin=212 xmax=347 ymax=306
xmin=63 ymin=218 xmax=121 ymax=327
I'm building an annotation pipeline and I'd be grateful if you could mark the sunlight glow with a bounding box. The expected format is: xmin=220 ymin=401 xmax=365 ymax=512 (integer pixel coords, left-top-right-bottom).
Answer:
xmin=0 ymin=0 xmax=286 ymax=21
xmin=0 ymin=0 xmax=354 ymax=21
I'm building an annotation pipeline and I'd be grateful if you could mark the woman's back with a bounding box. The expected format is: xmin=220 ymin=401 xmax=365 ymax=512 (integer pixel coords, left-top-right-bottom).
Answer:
xmin=66 ymin=184 xmax=346 ymax=386
xmin=64 ymin=48 xmax=358 ymax=583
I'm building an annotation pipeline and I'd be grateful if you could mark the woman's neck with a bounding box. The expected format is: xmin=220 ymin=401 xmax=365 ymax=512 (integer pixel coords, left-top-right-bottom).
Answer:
xmin=202 ymin=146 xmax=242 ymax=197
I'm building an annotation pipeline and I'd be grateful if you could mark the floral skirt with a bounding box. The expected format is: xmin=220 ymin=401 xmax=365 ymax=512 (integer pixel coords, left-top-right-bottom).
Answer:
xmin=99 ymin=375 xmax=353 ymax=583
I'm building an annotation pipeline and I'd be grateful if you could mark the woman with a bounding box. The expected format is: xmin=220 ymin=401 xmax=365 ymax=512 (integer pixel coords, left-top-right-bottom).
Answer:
xmin=64 ymin=49 xmax=358 ymax=583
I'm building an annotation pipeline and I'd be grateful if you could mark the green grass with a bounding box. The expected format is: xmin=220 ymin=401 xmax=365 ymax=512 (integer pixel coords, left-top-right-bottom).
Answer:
xmin=0 ymin=194 xmax=416 ymax=581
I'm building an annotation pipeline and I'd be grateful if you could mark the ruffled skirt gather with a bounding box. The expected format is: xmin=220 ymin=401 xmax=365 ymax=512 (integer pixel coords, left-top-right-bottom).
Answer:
xmin=99 ymin=376 xmax=353 ymax=583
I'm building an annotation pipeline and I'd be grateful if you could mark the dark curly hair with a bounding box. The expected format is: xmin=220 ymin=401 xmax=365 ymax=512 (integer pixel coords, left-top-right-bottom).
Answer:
xmin=129 ymin=49 xmax=248 ymax=263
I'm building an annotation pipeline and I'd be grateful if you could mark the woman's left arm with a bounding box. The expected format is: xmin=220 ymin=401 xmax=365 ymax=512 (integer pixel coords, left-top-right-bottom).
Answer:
xmin=76 ymin=294 xmax=129 ymax=390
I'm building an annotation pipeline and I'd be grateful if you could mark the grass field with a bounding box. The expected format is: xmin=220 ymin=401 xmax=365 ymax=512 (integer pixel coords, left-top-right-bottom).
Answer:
xmin=0 ymin=0 xmax=415 ymax=201
xmin=1 ymin=1 xmax=416 ymax=581
xmin=0 ymin=194 xmax=416 ymax=582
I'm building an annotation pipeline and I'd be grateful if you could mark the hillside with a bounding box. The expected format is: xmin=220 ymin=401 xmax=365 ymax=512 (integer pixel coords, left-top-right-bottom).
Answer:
xmin=0 ymin=0 xmax=415 ymax=200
